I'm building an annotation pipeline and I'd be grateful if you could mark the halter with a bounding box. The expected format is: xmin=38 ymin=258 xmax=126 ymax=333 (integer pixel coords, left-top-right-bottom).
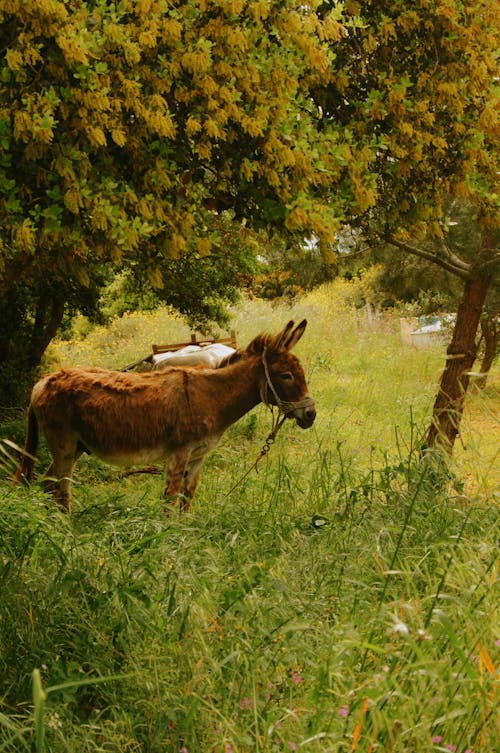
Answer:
xmin=260 ymin=346 xmax=316 ymax=418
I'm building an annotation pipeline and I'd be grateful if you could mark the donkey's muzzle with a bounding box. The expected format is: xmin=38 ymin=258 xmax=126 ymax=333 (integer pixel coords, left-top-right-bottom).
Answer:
xmin=294 ymin=398 xmax=316 ymax=429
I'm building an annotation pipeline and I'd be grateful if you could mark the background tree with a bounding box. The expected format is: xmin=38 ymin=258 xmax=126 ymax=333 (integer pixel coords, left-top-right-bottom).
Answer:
xmin=100 ymin=212 xmax=262 ymax=331
xmin=314 ymin=0 xmax=499 ymax=452
xmin=339 ymin=200 xmax=500 ymax=385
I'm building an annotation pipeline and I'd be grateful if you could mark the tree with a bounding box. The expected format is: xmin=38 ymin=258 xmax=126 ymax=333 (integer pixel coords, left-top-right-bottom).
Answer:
xmin=0 ymin=0 xmax=355 ymax=402
xmin=101 ymin=212 xmax=262 ymax=331
xmin=313 ymin=0 xmax=500 ymax=453
xmin=341 ymin=199 xmax=499 ymax=383
xmin=475 ymin=308 xmax=500 ymax=389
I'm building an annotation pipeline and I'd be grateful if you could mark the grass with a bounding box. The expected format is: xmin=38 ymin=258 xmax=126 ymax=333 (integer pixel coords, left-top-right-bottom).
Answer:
xmin=0 ymin=286 xmax=498 ymax=752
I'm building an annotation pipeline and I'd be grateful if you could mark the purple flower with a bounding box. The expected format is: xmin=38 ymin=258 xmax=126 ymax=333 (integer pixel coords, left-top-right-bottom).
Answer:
xmin=292 ymin=671 xmax=302 ymax=684
xmin=496 ymin=639 xmax=500 ymax=648
xmin=431 ymin=736 xmax=442 ymax=744
xmin=288 ymin=743 xmax=298 ymax=751
xmin=239 ymin=697 xmax=252 ymax=708
xmin=444 ymin=746 xmax=456 ymax=752
xmin=337 ymin=704 xmax=349 ymax=718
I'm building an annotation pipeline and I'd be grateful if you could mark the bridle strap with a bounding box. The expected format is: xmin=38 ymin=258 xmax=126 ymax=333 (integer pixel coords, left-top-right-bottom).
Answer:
xmin=260 ymin=347 xmax=315 ymax=417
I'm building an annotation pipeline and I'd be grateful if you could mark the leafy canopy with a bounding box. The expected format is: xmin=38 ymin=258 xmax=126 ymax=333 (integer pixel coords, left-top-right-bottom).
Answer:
xmin=2 ymin=0 xmax=498 ymax=297
xmin=314 ymin=0 xmax=499 ymax=243
xmin=0 ymin=0 xmax=357 ymax=300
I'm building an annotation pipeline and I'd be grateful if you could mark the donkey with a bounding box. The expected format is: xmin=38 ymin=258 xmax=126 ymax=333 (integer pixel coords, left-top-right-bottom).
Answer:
xmin=14 ymin=320 xmax=316 ymax=512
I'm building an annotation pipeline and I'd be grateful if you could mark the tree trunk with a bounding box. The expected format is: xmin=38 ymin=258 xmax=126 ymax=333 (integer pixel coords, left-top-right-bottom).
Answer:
xmin=425 ymin=274 xmax=490 ymax=453
xmin=29 ymin=296 xmax=65 ymax=369
xmin=0 ymin=292 xmax=66 ymax=406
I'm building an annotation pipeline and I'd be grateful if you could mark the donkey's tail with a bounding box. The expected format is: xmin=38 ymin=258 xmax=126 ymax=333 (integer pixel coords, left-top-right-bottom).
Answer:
xmin=13 ymin=405 xmax=39 ymax=484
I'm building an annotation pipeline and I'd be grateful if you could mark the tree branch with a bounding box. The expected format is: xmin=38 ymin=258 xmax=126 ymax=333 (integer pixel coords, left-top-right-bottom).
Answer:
xmin=385 ymin=236 xmax=472 ymax=280
xmin=441 ymin=237 xmax=474 ymax=273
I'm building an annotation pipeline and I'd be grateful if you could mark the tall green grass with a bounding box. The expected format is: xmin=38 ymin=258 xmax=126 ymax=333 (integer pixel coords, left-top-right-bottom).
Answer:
xmin=1 ymin=286 xmax=498 ymax=752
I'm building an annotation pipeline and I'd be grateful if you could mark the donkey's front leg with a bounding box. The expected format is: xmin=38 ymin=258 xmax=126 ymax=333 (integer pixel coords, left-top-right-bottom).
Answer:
xmin=181 ymin=454 xmax=207 ymax=511
xmin=180 ymin=436 xmax=220 ymax=511
xmin=164 ymin=448 xmax=191 ymax=511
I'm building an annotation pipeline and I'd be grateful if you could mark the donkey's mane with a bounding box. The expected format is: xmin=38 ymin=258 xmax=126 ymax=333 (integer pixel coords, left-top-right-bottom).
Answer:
xmin=246 ymin=334 xmax=270 ymax=354
xmin=217 ymin=350 xmax=243 ymax=369
xmin=217 ymin=332 xmax=273 ymax=369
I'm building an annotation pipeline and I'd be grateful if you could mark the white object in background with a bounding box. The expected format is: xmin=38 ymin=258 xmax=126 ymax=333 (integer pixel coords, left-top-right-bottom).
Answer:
xmin=152 ymin=343 xmax=236 ymax=370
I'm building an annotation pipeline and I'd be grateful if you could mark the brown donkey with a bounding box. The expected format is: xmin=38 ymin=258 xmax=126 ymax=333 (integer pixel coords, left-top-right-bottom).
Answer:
xmin=15 ymin=320 xmax=316 ymax=511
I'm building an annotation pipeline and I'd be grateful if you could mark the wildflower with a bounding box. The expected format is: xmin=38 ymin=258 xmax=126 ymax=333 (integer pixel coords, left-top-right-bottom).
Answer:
xmin=496 ymin=639 xmax=500 ymax=648
xmin=180 ymin=748 xmax=189 ymax=753
xmin=417 ymin=628 xmax=431 ymax=640
xmin=392 ymin=620 xmax=409 ymax=636
xmin=46 ymin=712 xmax=63 ymax=730
xmin=224 ymin=743 xmax=233 ymax=753
xmin=337 ymin=704 xmax=349 ymax=718
xmin=431 ymin=736 xmax=442 ymax=744
xmin=444 ymin=746 xmax=456 ymax=752
xmin=292 ymin=671 xmax=302 ymax=684
xmin=239 ymin=697 xmax=252 ymax=709
xmin=288 ymin=743 xmax=298 ymax=751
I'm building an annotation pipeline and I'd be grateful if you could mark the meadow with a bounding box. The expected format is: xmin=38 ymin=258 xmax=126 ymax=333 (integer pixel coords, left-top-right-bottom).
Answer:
xmin=0 ymin=281 xmax=498 ymax=753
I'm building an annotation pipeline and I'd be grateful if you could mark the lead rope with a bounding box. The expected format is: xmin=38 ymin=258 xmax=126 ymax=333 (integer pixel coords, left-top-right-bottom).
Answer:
xmin=223 ymin=407 xmax=287 ymax=498
xmin=223 ymin=348 xmax=312 ymax=498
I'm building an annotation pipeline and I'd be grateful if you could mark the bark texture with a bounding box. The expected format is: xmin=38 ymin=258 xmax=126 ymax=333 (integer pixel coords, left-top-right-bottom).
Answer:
xmin=425 ymin=275 xmax=490 ymax=452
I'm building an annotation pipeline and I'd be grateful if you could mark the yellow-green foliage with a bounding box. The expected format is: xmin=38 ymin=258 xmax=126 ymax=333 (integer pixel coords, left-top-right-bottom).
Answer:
xmin=2 ymin=0 xmax=497 ymax=298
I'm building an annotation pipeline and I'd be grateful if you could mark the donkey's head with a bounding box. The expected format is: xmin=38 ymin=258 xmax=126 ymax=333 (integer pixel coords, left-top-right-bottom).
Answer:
xmin=247 ymin=320 xmax=316 ymax=429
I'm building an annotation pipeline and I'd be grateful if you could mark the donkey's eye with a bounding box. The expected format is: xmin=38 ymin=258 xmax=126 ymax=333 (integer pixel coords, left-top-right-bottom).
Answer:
xmin=277 ymin=372 xmax=293 ymax=381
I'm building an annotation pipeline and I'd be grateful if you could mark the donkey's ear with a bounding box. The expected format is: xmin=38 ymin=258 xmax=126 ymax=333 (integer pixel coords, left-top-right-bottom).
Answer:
xmin=273 ymin=319 xmax=307 ymax=351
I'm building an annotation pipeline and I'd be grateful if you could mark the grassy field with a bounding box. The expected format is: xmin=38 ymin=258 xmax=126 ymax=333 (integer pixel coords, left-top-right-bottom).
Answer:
xmin=0 ymin=284 xmax=498 ymax=753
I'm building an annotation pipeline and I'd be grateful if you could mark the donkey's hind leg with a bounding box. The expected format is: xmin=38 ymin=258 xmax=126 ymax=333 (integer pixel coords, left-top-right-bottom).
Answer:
xmin=43 ymin=432 xmax=82 ymax=513
xmin=181 ymin=452 xmax=208 ymax=511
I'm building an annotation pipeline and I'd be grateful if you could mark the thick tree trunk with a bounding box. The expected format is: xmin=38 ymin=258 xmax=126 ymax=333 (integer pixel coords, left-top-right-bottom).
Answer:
xmin=425 ymin=274 xmax=490 ymax=453
xmin=0 ymin=293 xmax=66 ymax=406
xmin=29 ymin=296 xmax=65 ymax=369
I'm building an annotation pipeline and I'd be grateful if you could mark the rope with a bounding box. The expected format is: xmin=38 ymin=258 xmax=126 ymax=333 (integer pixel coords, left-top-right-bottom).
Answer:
xmin=223 ymin=408 xmax=287 ymax=498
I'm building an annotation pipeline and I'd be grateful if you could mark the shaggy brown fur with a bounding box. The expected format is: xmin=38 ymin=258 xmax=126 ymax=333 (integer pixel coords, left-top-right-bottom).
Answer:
xmin=14 ymin=320 xmax=316 ymax=512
